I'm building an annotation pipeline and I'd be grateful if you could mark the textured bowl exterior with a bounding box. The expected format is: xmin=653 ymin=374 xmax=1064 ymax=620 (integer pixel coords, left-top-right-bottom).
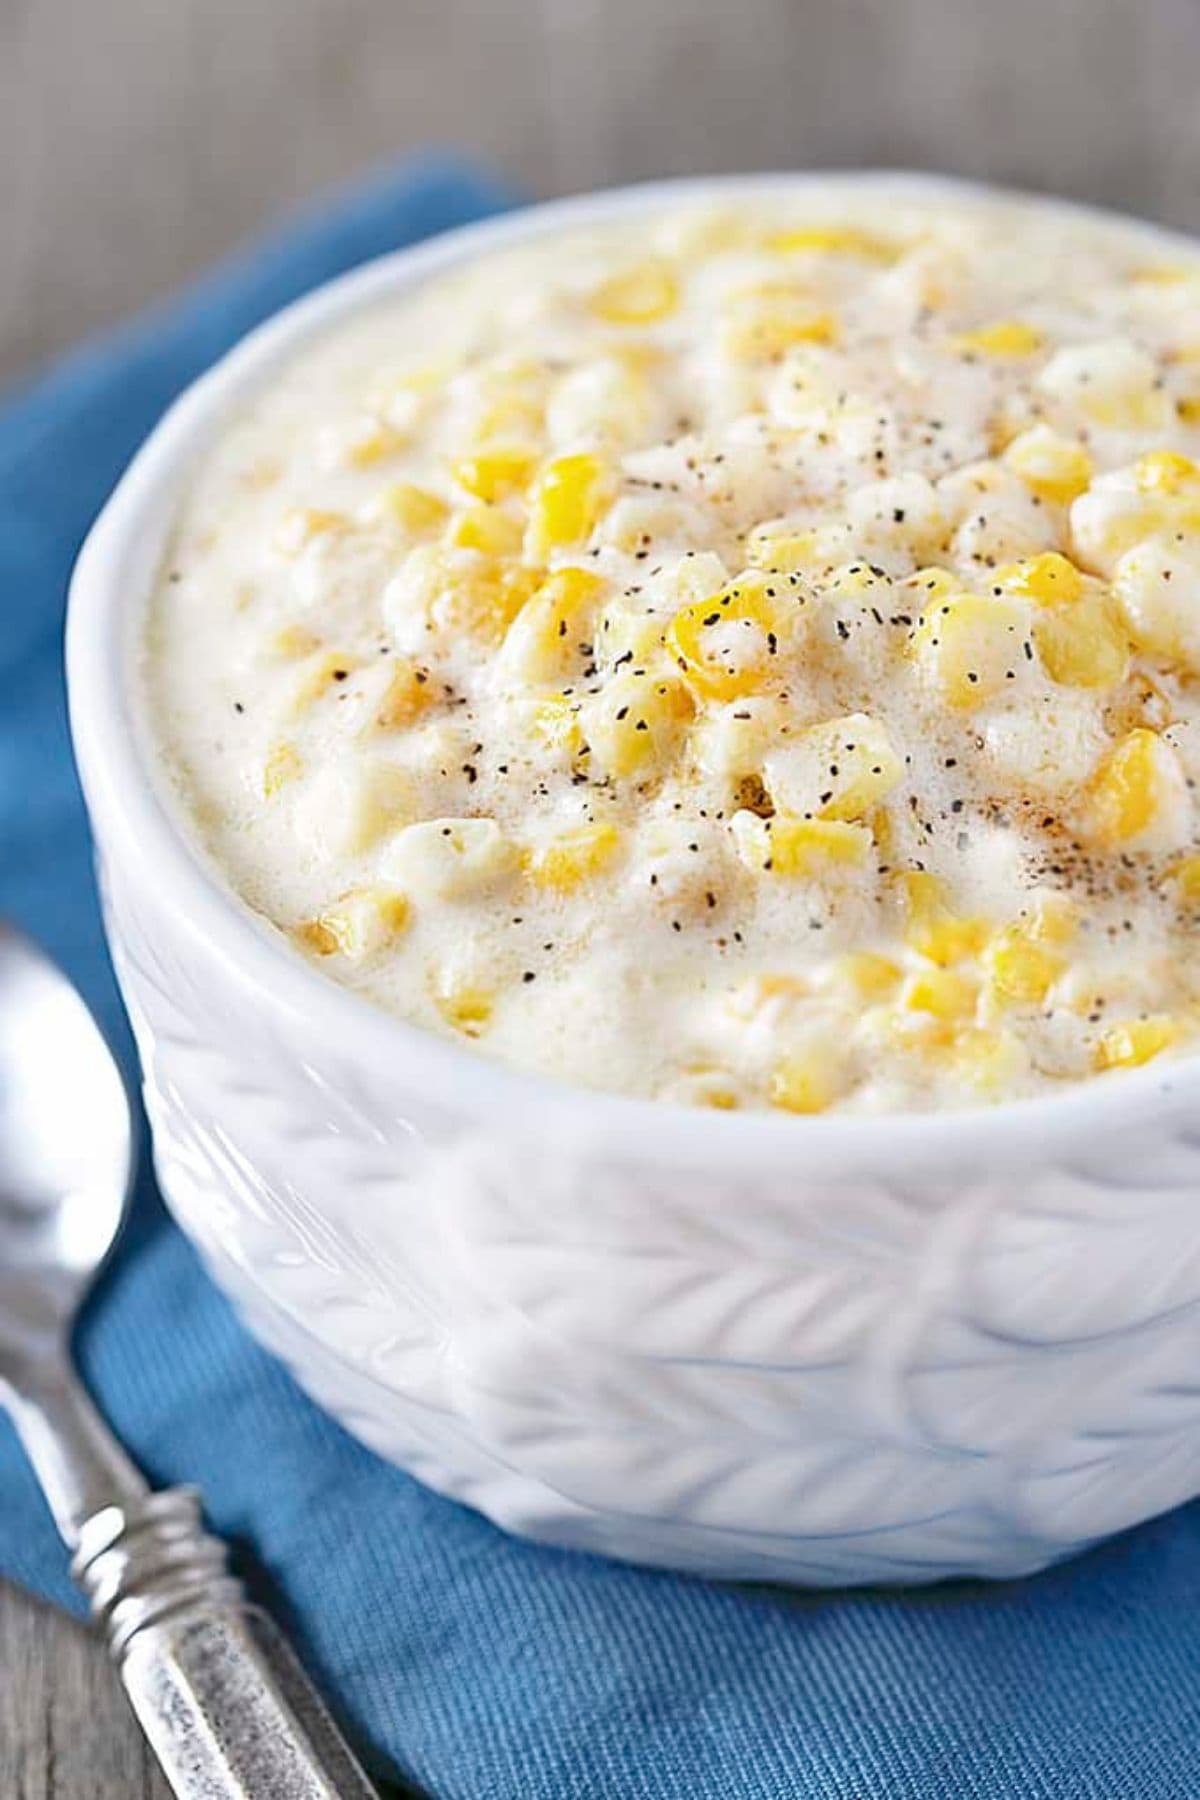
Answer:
xmin=68 ymin=175 xmax=1200 ymax=1586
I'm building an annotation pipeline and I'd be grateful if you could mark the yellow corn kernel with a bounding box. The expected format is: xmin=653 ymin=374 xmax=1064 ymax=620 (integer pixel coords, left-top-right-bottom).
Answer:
xmin=582 ymin=670 xmax=694 ymax=779
xmin=610 ymin=340 xmax=667 ymax=380
xmin=732 ymin=812 xmax=871 ymax=877
xmin=1079 ymin=727 xmax=1178 ymax=848
xmin=660 ymin=551 xmax=737 ymax=611
xmin=827 ymin=952 xmax=902 ymax=1000
xmin=665 ymin=1066 xmax=742 ymax=1110
xmin=595 ymin=600 xmax=669 ymax=668
xmin=530 ymin=694 xmax=586 ymax=759
xmin=525 ymin=822 xmax=620 ymax=892
xmin=432 ymin=558 xmax=543 ymax=645
xmin=995 ymin=552 xmax=1085 ymax=607
xmin=769 ymin=1051 xmax=842 ymax=1116
xmin=910 ymin=592 xmax=1030 ymax=710
xmin=768 ymin=820 xmax=874 ymax=875
xmin=432 ymin=974 xmax=494 ymax=1039
xmin=767 ymin=224 xmax=896 ymax=261
xmin=591 ymin=260 xmax=679 ymax=325
xmin=265 ymin=624 xmax=321 ymax=661
xmin=372 ymin=660 xmax=434 ymax=731
xmin=384 ymin=817 xmax=517 ymax=901
xmin=812 ymin=717 xmax=903 ymax=822
xmin=982 ymin=926 xmax=1065 ymax=1006
xmin=1179 ymin=396 xmax=1200 ymax=426
xmin=1041 ymin=600 xmax=1134 ymax=693
xmin=444 ymin=505 xmax=524 ymax=557
xmin=1130 ymin=263 xmax=1200 ymax=287
xmin=870 ymin=1002 xmax=944 ymax=1054
xmin=295 ymin=918 xmax=338 ymax=956
xmin=952 ymin=1026 xmax=1027 ymax=1097
xmin=340 ymin=422 xmax=407 ymax=469
xmin=494 ymin=564 xmax=546 ymax=635
xmin=745 ymin=526 xmax=829 ymax=574
xmin=293 ymin=760 xmax=414 ymax=858
xmin=1165 ymin=854 xmax=1200 ymax=905
xmin=1095 ymin=1015 xmax=1184 ymax=1070
xmin=665 ymin=576 xmax=780 ymax=701
xmin=987 ymin=404 xmax=1027 ymax=457
xmin=473 ymin=393 xmax=544 ymax=446
xmin=725 ymin=972 xmax=810 ymax=1020
xmin=954 ymin=320 xmax=1044 ymax=358
xmin=1069 ymin=484 xmax=1169 ymax=577
xmin=897 ymin=872 xmax=989 ymax=966
xmin=366 ymin=357 xmax=456 ymax=410
xmin=824 ymin=561 xmax=896 ymax=604
xmin=901 ymin=566 xmax=961 ymax=604
xmin=1034 ymin=593 xmax=1130 ymax=690
xmin=241 ymin=456 xmax=282 ymax=491
xmin=1003 ymin=425 xmax=1093 ymax=506
xmin=1023 ymin=893 xmax=1079 ymax=947
xmin=763 ymin=712 xmax=902 ymax=822
xmin=901 ymin=966 xmax=978 ymax=1023
xmin=1106 ymin=672 xmax=1176 ymax=740
xmin=658 ymin=208 xmax=750 ymax=258
xmin=1040 ymin=341 xmax=1168 ymax=431
xmin=460 ymin=358 xmax=547 ymax=443
xmin=287 ymin=650 xmax=358 ymax=717
xmin=723 ymin=300 xmax=838 ymax=362
xmin=525 ymin=453 xmax=607 ymax=558
xmin=296 ymin=887 xmax=410 ymax=961
xmin=273 ymin=508 xmax=348 ymax=554
xmin=263 ymin=741 xmax=302 ymax=797
xmin=371 ymin=482 xmax=450 ymax=535
xmin=1113 ymin=536 xmax=1200 ymax=669
xmin=1134 ymin=451 xmax=1200 ymax=495
xmin=498 ymin=567 xmax=607 ymax=684
xmin=888 ymin=240 xmax=968 ymax=312
xmin=867 ymin=803 xmax=895 ymax=861
xmin=452 ymin=447 xmax=537 ymax=503
xmin=597 ymin=493 xmax=697 ymax=556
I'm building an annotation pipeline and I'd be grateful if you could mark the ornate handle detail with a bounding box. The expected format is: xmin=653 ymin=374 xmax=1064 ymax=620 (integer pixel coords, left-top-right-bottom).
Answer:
xmin=73 ymin=1488 xmax=378 ymax=1799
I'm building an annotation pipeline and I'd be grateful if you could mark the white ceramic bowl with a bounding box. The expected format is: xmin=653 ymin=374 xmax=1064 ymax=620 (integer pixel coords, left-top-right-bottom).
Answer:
xmin=67 ymin=174 xmax=1200 ymax=1586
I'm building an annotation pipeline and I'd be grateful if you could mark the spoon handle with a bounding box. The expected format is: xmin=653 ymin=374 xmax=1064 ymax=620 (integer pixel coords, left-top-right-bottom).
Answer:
xmin=73 ymin=1488 xmax=378 ymax=1800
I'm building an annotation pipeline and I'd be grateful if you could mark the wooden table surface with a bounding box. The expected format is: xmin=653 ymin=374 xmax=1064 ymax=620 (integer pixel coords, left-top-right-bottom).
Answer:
xmin=3 ymin=0 xmax=1200 ymax=1790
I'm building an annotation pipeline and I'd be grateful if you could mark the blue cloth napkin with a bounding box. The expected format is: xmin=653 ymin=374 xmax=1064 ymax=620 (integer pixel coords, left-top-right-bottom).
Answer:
xmin=4 ymin=155 xmax=1200 ymax=1800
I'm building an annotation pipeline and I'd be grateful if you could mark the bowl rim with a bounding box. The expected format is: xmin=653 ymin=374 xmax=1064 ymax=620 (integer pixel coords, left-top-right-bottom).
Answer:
xmin=65 ymin=167 xmax=1200 ymax=1177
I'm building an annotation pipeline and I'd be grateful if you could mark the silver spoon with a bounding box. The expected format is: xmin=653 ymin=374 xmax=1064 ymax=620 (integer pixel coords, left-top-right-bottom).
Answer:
xmin=0 ymin=920 xmax=379 ymax=1799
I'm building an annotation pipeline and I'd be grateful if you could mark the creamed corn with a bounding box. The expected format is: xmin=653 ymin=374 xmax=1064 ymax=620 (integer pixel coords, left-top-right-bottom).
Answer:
xmin=148 ymin=183 xmax=1200 ymax=1112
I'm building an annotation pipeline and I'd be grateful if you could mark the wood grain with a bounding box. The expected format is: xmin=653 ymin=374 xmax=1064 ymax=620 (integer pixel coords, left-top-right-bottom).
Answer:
xmin=3 ymin=0 xmax=1200 ymax=1789
xmin=0 ymin=1584 xmax=171 ymax=1799
xmin=2 ymin=0 xmax=1200 ymax=384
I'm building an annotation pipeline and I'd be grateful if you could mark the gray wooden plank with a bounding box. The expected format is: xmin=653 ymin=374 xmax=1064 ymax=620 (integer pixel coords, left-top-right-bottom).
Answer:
xmin=4 ymin=0 xmax=1200 ymax=384
xmin=0 ymin=0 xmax=554 ymax=382
xmin=538 ymin=0 xmax=1200 ymax=225
xmin=0 ymin=1582 xmax=170 ymax=1800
